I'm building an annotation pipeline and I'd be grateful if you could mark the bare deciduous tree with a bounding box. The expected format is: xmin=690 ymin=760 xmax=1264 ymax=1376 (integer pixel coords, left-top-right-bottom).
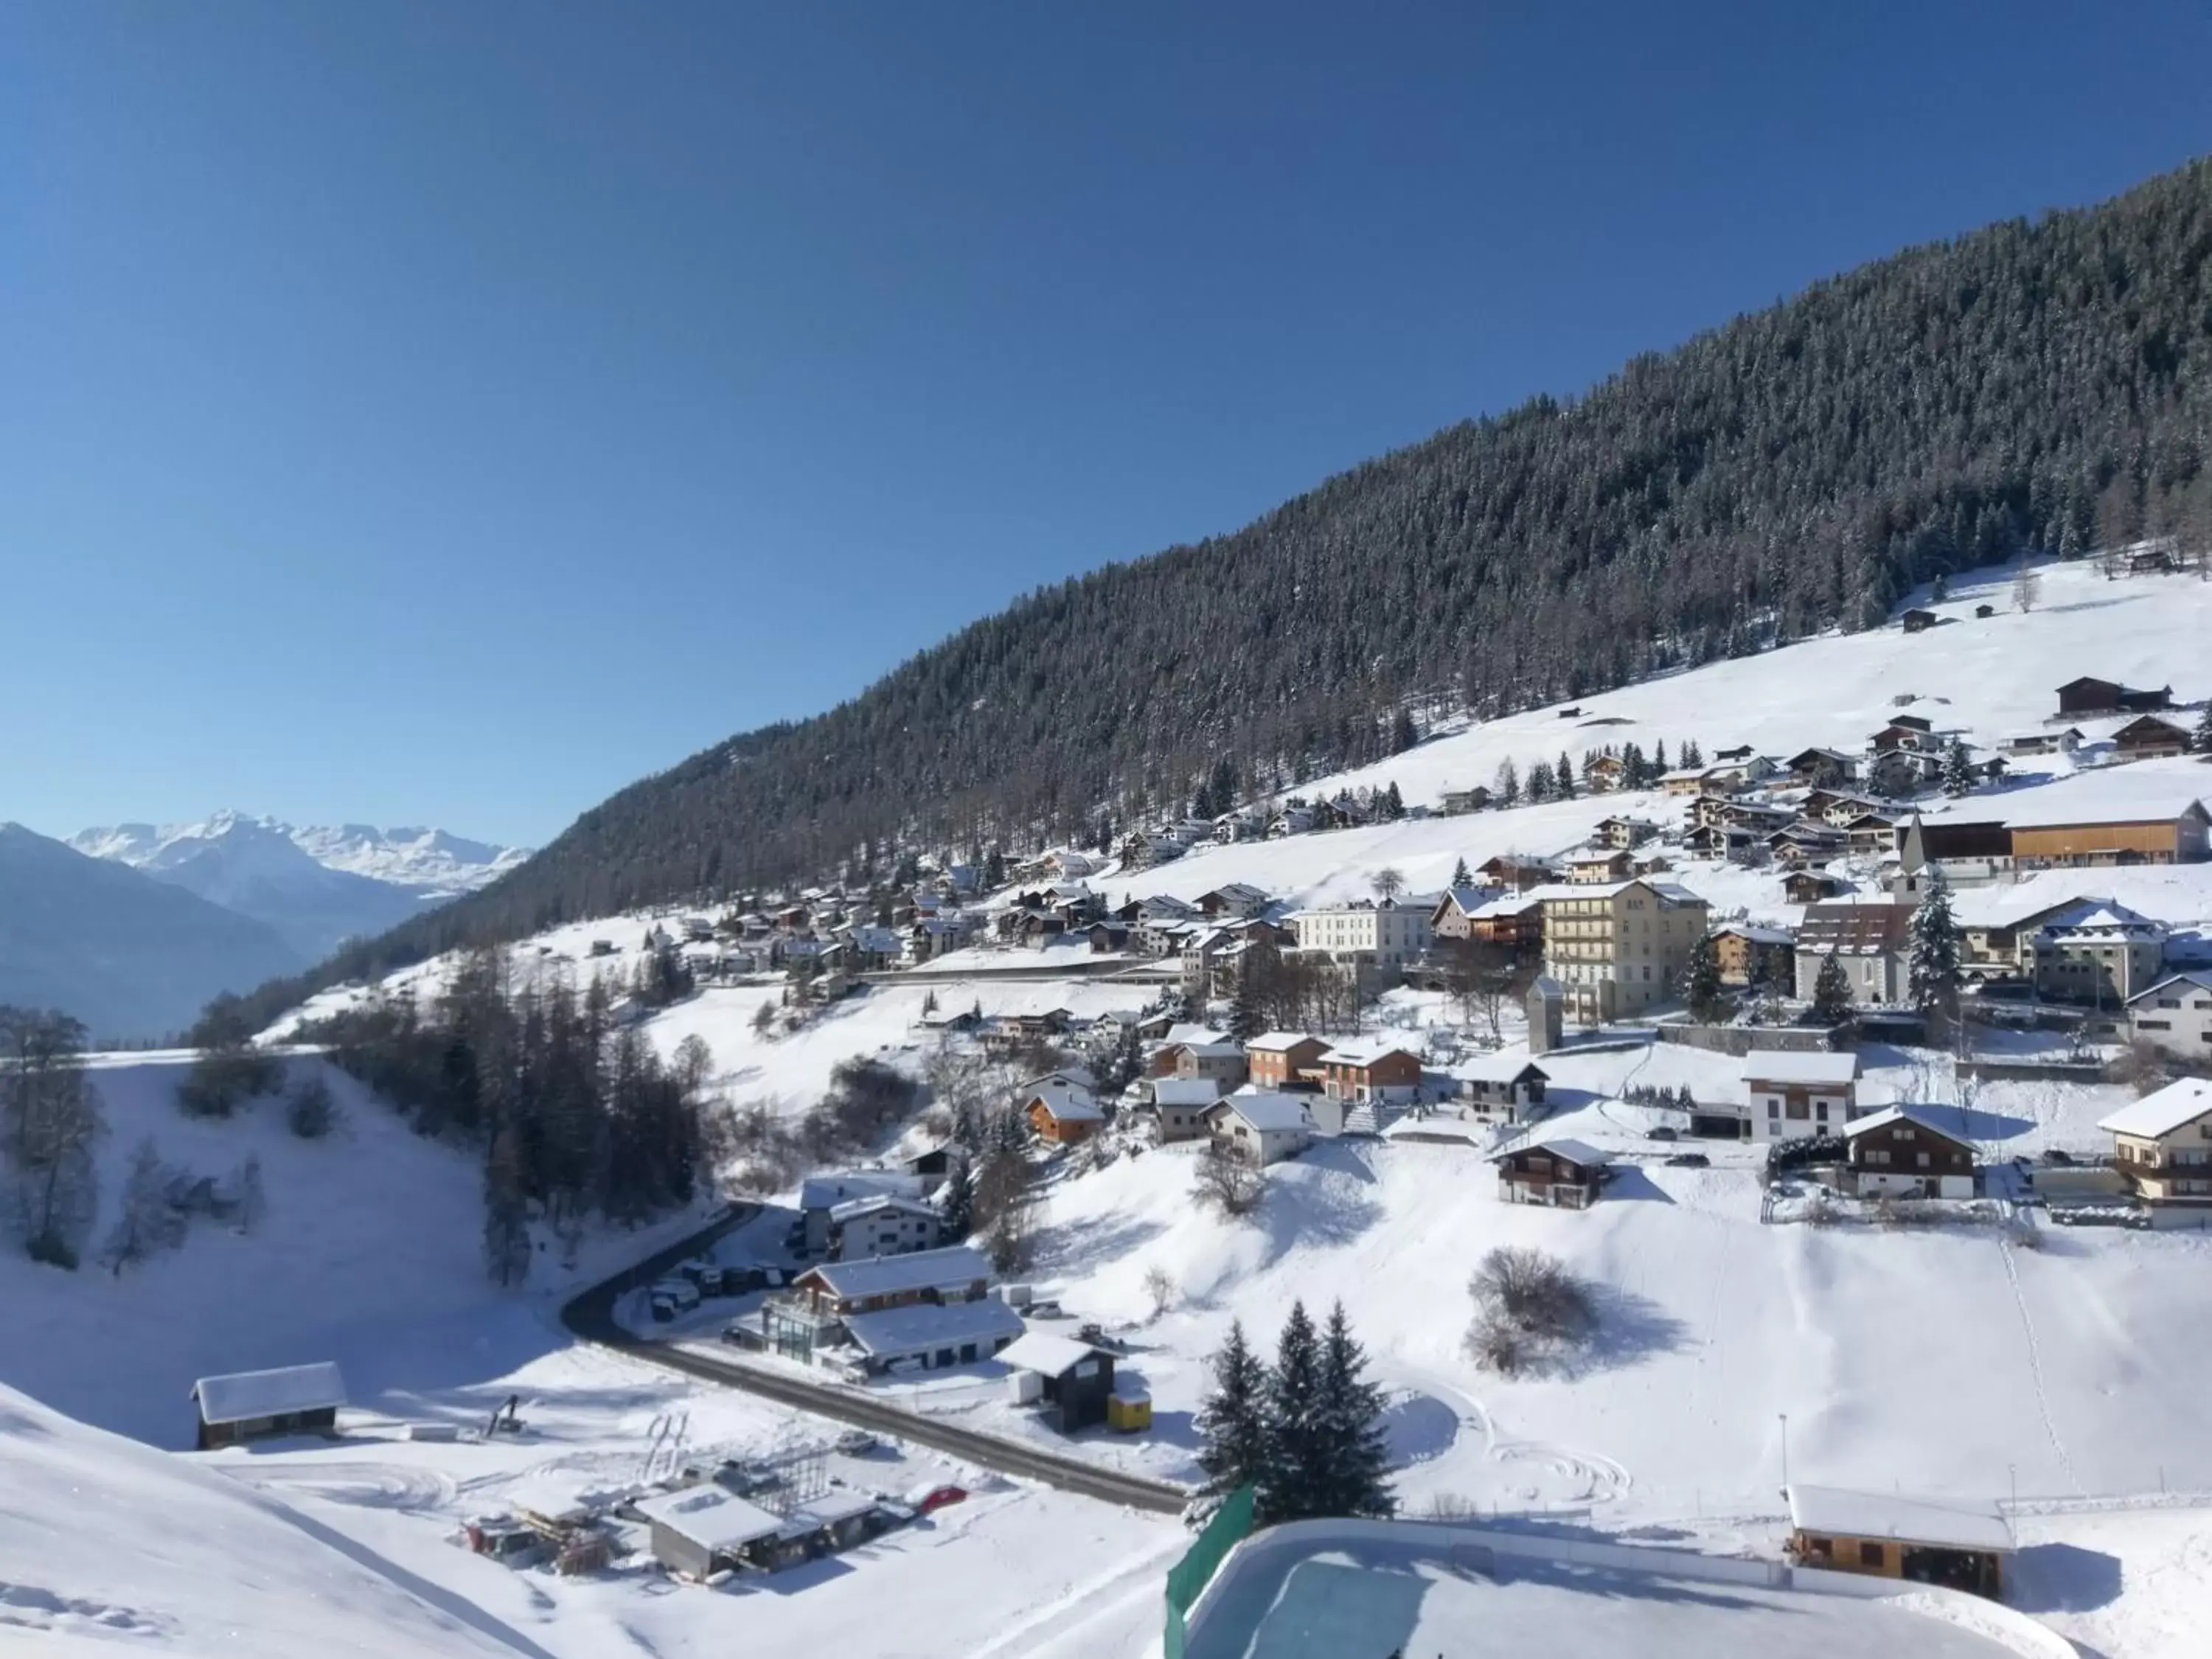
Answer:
xmin=1142 ymin=1264 xmax=1177 ymax=1321
xmin=1194 ymin=1137 xmax=1265 ymax=1217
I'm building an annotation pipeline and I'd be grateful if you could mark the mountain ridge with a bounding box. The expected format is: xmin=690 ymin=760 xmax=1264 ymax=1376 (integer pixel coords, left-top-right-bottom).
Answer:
xmin=230 ymin=156 xmax=2212 ymax=1027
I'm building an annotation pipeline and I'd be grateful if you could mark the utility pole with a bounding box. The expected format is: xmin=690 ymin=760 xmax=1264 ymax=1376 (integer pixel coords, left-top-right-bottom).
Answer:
xmin=1778 ymin=1413 xmax=1790 ymax=1498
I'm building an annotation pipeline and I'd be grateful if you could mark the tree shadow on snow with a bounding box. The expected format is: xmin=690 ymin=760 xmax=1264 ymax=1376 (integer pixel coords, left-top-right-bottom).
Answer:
xmin=2006 ymin=1543 xmax=2124 ymax=1615
xmin=1030 ymin=1210 xmax=1168 ymax=1280
xmin=1560 ymin=1285 xmax=1693 ymax=1378
xmin=1600 ymin=1166 xmax=1676 ymax=1204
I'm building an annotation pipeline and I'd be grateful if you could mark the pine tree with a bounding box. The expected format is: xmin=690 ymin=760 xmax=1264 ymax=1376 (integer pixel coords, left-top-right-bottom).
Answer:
xmin=1527 ymin=759 xmax=1555 ymax=802
xmin=1383 ymin=780 xmax=1404 ymax=820
xmin=2194 ymin=704 xmax=2212 ymax=755
xmin=1312 ymin=1302 xmax=1396 ymax=1519
xmin=1620 ymin=742 xmax=1647 ymax=789
xmin=481 ymin=1125 xmax=532 ymax=1288
xmin=1940 ymin=738 xmax=1978 ymax=796
xmin=1812 ymin=952 xmax=1853 ymax=1024
xmin=1194 ymin=1320 xmax=1270 ymax=1501
xmin=1390 ymin=708 xmax=1418 ymax=754
xmin=1494 ymin=759 xmax=1520 ymax=806
xmin=1554 ymin=751 xmax=1576 ymax=799
xmin=938 ymin=1164 xmax=975 ymax=1241
xmin=1907 ymin=880 xmax=1961 ymax=1024
xmin=1680 ymin=739 xmax=1704 ymax=769
xmin=1450 ymin=856 xmax=1472 ymax=890
xmin=1227 ymin=965 xmax=1265 ymax=1044
xmin=1652 ymin=739 xmax=1670 ymax=776
xmin=1257 ymin=1301 xmax=1325 ymax=1524
xmin=1683 ymin=933 xmax=1725 ymax=1021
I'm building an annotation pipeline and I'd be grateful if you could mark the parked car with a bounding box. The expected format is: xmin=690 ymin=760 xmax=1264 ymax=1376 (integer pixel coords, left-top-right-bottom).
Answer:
xmin=1665 ymin=1152 xmax=1711 ymax=1169
xmin=908 ymin=1484 xmax=967 ymax=1516
xmin=1645 ymin=1126 xmax=1679 ymax=1142
xmin=835 ymin=1430 xmax=881 ymax=1456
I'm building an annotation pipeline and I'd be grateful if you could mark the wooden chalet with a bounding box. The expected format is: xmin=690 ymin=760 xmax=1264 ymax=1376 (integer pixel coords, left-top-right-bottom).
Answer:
xmin=2056 ymin=675 xmax=2172 ymax=717
xmin=191 ymin=1362 xmax=347 ymax=1450
xmin=1491 ymin=1136 xmax=1609 ymax=1210
xmin=1842 ymin=1106 xmax=1977 ymax=1199
xmin=2111 ymin=714 xmax=2193 ymax=762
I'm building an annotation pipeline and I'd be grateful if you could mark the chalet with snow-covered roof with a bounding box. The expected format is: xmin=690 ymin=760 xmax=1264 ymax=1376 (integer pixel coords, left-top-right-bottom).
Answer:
xmin=1439 ymin=785 xmax=1493 ymax=814
xmin=798 ymin=1171 xmax=929 ymax=1256
xmin=1564 ymin=847 xmax=1634 ymax=884
xmin=1784 ymin=746 xmax=1860 ymax=787
xmin=1842 ymin=1106 xmax=1976 ymax=1199
xmin=2099 ymin=1079 xmax=2212 ymax=1214
xmin=2125 ymin=972 xmax=2212 ymax=1062
xmin=1452 ymin=1052 xmax=1548 ymax=1119
xmin=1490 ymin=1137 xmax=1609 ymax=1209
xmin=1196 ymin=883 xmax=1270 ymax=918
xmin=1430 ymin=885 xmax=1500 ymax=939
xmin=1023 ymin=1081 xmax=1105 ymax=1144
xmin=827 ymin=1194 xmax=943 ymax=1262
xmin=1476 ymin=854 xmax=1557 ymax=893
xmin=1783 ymin=870 xmax=1847 ymax=904
xmin=2004 ymin=727 xmax=2083 ymax=757
xmin=1138 ymin=1077 xmax=1221 ymax=1142
xmin=191 ymin=1362 xmax=347 ymax=1449
xmin=2023 ymin=901 xmax=2168 ymax=1005
xmin=1593 ymin=814 xmax=1658 ymax=849
xmin=1204 ymin=1091 xmax=1316 ymax=1165
xmin=2110 ymin=713 xmax=2194 ymax=762
xmin=1314 ymin=1040 xmax=1425 ymax=1105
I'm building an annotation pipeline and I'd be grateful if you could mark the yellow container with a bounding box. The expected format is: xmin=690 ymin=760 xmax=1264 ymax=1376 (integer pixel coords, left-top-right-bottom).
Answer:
xmin=1107 ymin=1391 xmax=1152 ymax=1433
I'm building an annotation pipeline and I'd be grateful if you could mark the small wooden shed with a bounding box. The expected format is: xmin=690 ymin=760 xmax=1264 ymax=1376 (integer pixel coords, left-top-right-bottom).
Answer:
xmin=1786 ymin=1483 xmax=2012 ymax=1598
xmin=190 ymin=1361 xmax=347 ymax=1449
xmin=998 ymin=1330 xmax=1116 ymax=1433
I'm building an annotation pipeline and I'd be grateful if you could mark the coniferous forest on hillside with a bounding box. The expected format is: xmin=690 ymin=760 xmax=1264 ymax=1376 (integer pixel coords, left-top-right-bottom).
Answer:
xmin=241 ymin=159 xmax=2212 ymax=1022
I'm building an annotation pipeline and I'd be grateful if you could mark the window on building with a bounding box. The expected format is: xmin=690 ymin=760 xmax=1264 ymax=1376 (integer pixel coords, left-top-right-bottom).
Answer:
xmin=1860 ymin=1542 xmax=1884 ymax=1568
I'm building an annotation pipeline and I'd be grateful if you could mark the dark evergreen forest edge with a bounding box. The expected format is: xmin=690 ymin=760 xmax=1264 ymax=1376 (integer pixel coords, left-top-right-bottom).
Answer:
xmin=232 ymin=157 xmax=2212 ymax=1030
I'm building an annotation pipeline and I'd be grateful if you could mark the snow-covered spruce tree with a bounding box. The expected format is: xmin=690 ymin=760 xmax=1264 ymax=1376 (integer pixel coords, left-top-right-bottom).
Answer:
xmin=1554 ymin=752 xmax=1576 ymax=799
xmin=1226 ymin=967 xmax=1265 ymax=1045
xmin=1194 ymin=1320 xmax=1270 ymax=1503
xmin=1450 ymin=855 xmax=1472 ymax=889
xmin=1312 ymin=1302 xmax=1396 ymax=1520
xmin=1812 ymin=951 xmax=1854 ymax=1025
xmin=1526 ymin=759 xmax=1554 ymax=803
xmin=1907 ymin=880 xmax=1962 ymax=1028
xmin=1941 ymin=738 xmax=1978 ymax=796
xmin=2195 ymin=703 xmax=2212 ymax=755
xmin=937 ymin=1161 xmax=975 ymax=1242
xmin=1257 ymin=1301 xmax=1326 ymax=1524
xmin=1683 ymin=932 xmax=1726 ymax=1022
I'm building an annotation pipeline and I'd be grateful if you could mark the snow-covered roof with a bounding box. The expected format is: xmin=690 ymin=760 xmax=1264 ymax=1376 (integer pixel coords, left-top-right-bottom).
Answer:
xmin=1146 ymin=1078 xmax=1222 ymax=1108
xmin=1210 ymin=1091 xmax=1314 ymax=1133
xmin=1530 ymin=877 xmax=1707 ymax=906
xmin=192 ymin=1362 xmax=347 ymax=1426
xmin=1841 ymin=1105 xmax=1973 ymax=1144
xmin=1495 ymin=1135 xmax=1610 ymax=1168
xmin=1785 ymin=1484 xmax=2013 ymax=1553
xmin=788 ymin=1489 xmax=878 ymax=1529
xmin=799 ymin=1171 xmax=927 ymax=1212
xmin=1927 ymin=758 xmax=2208 ymax=830
xmin=2033 ymin=900 xmax=2167 ymax=942
xmin=1317 ymin=1039 xmax=1422 ymax=1068
xmin=828 ymin=1194 xmax=939 ymax=1223
xmin=1244 ymin=1031 xmax=1321 ymax=1051
xmin=1714 ymin=921 xmax=1795 ymax=945
xmin=2126 ymin=971 xmax=2212 ymax=1008
xmin=1023 ymin=1067 xmax=1098 ymax=1093
xmin=1026 ymin=1081 xmax=1104 ymax=1123
xmin=995 ymin=1330 xmax=1105 ymax=1377
xmin=1161 ymin=1023 xmax=1228 ymax=1046
xmin=1739 ymin=1050 xmax=1859 ymax=1086
xmin=1452 ymin=1051 xmax=1548 ymax=1085
xmin=1174 ymin=1041 xmax=1245 ymax=1060
xmin=2098 ymin=1077 xmax=2212 ymax=1141
xmin=799 ymin=1245 xmax=991 ymax=1302
xmin=841 ymin=1295 xmax=1024 ymax=1359
xmin=633 ymin=1483 xmax=785 ymax=1551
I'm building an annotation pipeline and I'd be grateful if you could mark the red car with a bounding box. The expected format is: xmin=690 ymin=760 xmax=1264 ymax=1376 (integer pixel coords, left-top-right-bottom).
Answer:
xmin=909 ymin=1484 xmax=967 ymax=1516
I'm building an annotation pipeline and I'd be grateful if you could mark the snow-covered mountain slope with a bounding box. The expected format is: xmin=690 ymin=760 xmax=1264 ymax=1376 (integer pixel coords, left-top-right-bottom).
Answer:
xmin=0 ymin=1054 xmax=496 ymax=1446
xmin=0 ymin=1380 xmax=520 ymax=1659
xmin=0 ymin=824 xmax=305 ymax=1040
xmin=287 ymin=823 xmax=532 ymax=896
xmin=68 ymin=812 xmax=532 ymax=960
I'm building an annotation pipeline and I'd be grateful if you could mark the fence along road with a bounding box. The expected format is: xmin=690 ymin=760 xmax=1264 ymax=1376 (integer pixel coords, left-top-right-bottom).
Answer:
xmin=559 ymin=1206 xmax=1192 ymax=1516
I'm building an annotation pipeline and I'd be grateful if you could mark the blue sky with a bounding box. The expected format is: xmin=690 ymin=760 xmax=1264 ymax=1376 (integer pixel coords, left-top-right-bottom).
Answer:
xmin=4 ymin=2 xmax=2210 ymax=849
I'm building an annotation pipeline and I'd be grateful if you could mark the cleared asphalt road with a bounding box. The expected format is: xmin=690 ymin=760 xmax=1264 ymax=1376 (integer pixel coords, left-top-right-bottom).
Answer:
xmin=560 ymin=1207 xmax=1191 ymax=1516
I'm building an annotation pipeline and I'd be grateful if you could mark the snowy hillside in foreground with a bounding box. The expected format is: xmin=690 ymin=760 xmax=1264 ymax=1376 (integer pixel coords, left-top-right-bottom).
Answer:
xmin=0 ymin=1382 xmax=518 ymax=1659
xmin=0 ymin=1055 xmax=509 ymax=1446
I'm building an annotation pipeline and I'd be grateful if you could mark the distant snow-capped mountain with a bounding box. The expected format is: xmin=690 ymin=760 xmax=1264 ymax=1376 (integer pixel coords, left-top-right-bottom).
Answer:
xmin=66 ymin=813 xmax=531 ymax=961
xmin=72 ymin=813 xmax=529 ymax=897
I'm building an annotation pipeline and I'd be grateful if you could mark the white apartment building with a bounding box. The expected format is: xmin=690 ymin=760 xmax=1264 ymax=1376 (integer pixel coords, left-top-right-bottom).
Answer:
xmin=2126 ymin=972 xmax=2212 ymax=1062
xmin=1290 ymin=898 xmax=1432 ymax=970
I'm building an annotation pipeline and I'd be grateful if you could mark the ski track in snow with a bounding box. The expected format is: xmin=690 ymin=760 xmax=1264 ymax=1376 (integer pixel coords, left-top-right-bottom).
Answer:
xmin=226 ymin=1461 xmax=461 ymax=1513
